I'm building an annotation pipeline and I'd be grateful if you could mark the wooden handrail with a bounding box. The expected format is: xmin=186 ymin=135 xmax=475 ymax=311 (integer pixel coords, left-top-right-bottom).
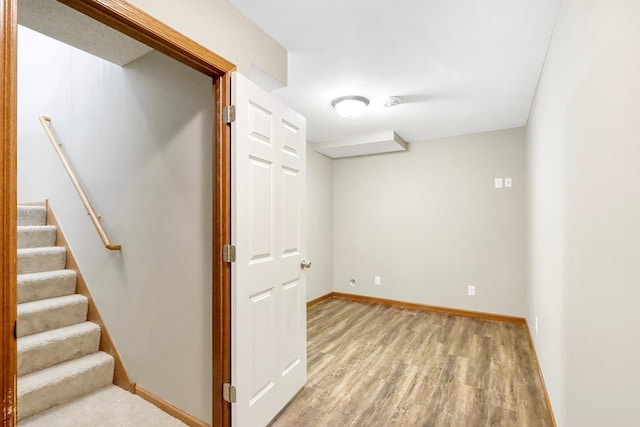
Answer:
xmin=38 ymin=116 xmax=121 ymax=250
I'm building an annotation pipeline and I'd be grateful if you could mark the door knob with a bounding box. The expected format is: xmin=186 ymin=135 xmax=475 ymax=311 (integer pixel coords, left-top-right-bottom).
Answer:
xmin=300 ymin=259 xmax=312 ymax=269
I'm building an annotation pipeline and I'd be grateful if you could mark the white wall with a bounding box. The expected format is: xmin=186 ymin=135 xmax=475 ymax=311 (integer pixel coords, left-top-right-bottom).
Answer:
xmin=527 ymin=0 xmax=640 ymax=425
xmin=127 ymin=0 xmax=287 ymax=84
xmin=18 ymin=27 xmax=214 ymax=422
xmin=333 ymin=128 xmax=527 ymax=316
xmin=305 ymin=145 xmax=333 ymax=301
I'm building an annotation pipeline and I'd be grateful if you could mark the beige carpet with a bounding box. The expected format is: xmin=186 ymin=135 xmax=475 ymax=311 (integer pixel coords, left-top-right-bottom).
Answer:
xmin=19 ymin=386 xmax=188 ymax=427
xmin=17 ymin=205 xmax=115 ymax=420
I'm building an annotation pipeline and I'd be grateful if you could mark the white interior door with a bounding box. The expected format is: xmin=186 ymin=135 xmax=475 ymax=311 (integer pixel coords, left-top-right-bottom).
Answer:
xmin=231 ymin=72 xmax=308 ymax=427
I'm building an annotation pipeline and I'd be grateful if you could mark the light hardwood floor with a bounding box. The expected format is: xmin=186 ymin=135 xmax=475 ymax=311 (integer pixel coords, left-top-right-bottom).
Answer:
xmin=270 ymin=298 xmax=553 ymax=427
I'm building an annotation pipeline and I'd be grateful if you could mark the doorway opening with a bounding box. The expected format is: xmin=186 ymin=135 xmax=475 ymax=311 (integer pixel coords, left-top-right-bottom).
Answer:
xmin=1 ymin=1 xmax=234 ymax=425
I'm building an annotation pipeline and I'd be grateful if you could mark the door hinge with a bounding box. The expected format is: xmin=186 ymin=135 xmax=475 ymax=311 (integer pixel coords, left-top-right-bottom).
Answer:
xmin=13 ymin=321 xmax=17 ymax=339
xmin=223 ymin=244 xmax=236 ymax=263
xmin=223 ymin=383 xmax=237 ymax=403
xmin=223 ymin=105 xmax=236 ymax=124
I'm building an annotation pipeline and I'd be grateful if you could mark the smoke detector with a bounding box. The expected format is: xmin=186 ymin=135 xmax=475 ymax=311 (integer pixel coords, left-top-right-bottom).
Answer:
xmin=383 ymin=96 xmax=403 ymax=108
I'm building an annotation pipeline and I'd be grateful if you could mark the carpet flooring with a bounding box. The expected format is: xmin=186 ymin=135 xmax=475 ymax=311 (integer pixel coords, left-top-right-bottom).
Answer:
xmin=19 ymin=386 xmax=187 ymax=427
xmin=17 ymin=205 xmax=115 ymax=420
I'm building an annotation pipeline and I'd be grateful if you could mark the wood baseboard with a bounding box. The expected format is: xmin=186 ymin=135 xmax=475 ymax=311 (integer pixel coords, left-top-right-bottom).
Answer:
xmin=330 ymin=292 xmax=526 ymax=324
xmin=524 ymin=320 xmax=557 ymax=427
xmin=307 ymin=292 xmax=334 ymax=308
xmin=45 ymin=201 xmax=135 ymax=392
xmin=135 ymin=385 xmax=209 ymax=427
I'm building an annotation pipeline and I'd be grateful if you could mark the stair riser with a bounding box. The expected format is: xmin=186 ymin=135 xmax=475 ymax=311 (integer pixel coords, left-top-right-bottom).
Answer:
xmin=18 ymin=300 xmax=88 ymax=338
xmin=18 ymin=326 xmax=101 ymax=376
xmin=18 ymin=356 xmax=114 ymax=420
xmin=18 ymin=249 xmax=66 ymax=275
xmin=18 ymin=207 xmax=47 ymax=226
xmin=18 ymin=271 xmax=77 ymax=304
xmin=18 ymin=227 xmax=57 ymax=249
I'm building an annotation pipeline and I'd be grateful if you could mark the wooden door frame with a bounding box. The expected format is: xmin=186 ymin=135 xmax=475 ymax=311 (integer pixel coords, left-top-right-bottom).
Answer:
xmin=0 ymin=1 xmax=234 ymax=425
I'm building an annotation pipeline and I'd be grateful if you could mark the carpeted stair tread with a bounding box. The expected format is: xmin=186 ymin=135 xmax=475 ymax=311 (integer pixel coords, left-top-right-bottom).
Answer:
xmin=16 ymin=204 xmax=123 ymax=422
xmin=17 ymin=351 xmax=115 ymax=420
xmin=18 ymin=294 xmax=88 ymax=338
xmin=18 ymin=206 xmax=47 ymax=226
xmin=18 ymin=269 xmax=77 ymax=304
xmin=18 ymin=322 xmax=101 ymax=376
xmin=18 ymin=225 xmax=57 ymax=249
xmin=19 ymin=386 xmax=188 ymax=427
xmin=18 ymin=247 xmax=66 ymax=275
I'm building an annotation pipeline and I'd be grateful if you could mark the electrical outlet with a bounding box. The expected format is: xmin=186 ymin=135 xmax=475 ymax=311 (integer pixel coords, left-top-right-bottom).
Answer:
xmin=349 ymin=279 xmax=356 ymax=287
xmin=374 ymin=276 xmax=381 ymax=285
xmin=535 ymin=317 xmax=539 ymax=335
xmin=468 ymin=285 xmax=476 ymax=296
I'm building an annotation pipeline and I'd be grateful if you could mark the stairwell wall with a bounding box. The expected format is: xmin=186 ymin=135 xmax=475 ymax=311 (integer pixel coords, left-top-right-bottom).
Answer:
xmin=17 ymin=26 xmax=214 ymax=422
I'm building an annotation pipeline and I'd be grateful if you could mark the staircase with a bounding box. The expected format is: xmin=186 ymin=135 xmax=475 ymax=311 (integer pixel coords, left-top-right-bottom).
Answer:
xmin=17 ymin=205 xmax=114 ymax=421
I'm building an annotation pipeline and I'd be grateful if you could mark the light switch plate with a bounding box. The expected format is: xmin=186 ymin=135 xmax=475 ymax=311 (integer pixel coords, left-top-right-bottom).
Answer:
xmin=495 ymin=178 xmax=503 ymax=189
xmin=505 ymin=177 xmax=512 ymax=188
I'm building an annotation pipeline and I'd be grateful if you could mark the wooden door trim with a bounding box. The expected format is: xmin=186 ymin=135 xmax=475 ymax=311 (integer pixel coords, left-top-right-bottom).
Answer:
xmin=1 ymin=1 xmax=234 ymax=425
xmin=57 ymin=0 xmax=234 ymax=77
xmin=1 ymin=0 xmax=18 ymax=424
xmin=213 ymin=71 xmax=232 ymax=427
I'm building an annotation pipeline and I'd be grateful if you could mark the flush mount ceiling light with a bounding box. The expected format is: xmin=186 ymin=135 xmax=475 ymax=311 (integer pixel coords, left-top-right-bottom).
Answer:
xmin=331 ymin=95 xmax=370 ymax=118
